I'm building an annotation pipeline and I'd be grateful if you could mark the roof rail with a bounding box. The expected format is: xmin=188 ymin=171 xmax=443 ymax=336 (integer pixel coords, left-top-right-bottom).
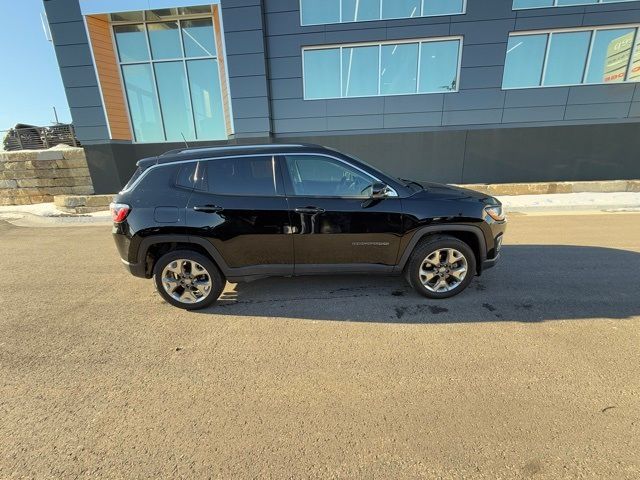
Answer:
xmin=174 ymin=144 xmax=305 ymax=155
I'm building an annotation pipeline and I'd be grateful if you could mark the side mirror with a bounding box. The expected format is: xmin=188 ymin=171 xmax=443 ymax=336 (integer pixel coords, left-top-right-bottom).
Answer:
xmin=371 ymin=181 xmax=390 ymax=199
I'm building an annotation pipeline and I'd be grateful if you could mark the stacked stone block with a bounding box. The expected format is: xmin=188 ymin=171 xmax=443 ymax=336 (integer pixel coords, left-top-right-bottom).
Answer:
xmin=0 ymin=147 xmax=94 ymax=205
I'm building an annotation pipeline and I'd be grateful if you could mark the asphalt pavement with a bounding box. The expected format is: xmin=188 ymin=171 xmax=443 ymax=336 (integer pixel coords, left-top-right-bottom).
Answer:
xmin=1 ymin=213 xmax=639 ymax=478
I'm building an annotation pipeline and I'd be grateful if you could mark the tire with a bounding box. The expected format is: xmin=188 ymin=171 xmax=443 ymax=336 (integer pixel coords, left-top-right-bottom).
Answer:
xmin=153 ymin=250 xmax=225 ymax=310
xmin=405 ymin=235 xmax=476 ymax=299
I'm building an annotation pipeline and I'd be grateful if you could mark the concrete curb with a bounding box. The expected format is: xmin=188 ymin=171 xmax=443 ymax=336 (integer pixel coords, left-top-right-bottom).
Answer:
xmin=461 ymin=179 xmax=640 ymax=196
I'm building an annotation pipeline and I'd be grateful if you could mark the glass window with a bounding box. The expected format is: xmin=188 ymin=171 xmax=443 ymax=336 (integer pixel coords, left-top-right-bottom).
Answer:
xmin=285 ymin=155 xmax=375 ymax=197
xmin=176 ymin=163 xmax=198 ymax=189
xmin=342 ymin=0 xmax=380 ymax=22
xmin=204 ymin=157 xmax=276 ymax=196
xmin=301 ymin=0 xmax=340 ymax=25
xmin=148 ymin=22 xmax=182 ymax=59
xmin=114 ymin=24 xmax=149 ymax=63
xmin=543 ymin=31 xmax=591 ymax=86
xmin=382 ymin=0 xmax=421 ymax=19
xmin=422 ymin=0 xmax=465 ymax=15
xmin=513 ymin=0 xmax=553 ymax=6
xmin=342 ymin=46 xmax=379 ymax=97
xmin=586 ymin=28 xmax=635 ymax=84
xmin=380 ymin=43 xmax=419 ymax=95
xmin=110 ymin=11 xmax=144 ymax=22
xmin=629 ymin=35 xmax=640 ymax=82
xmin=419 ymin=40 xmax=460 ymax=93
xmin=304 ymin=49 xmax=341 ymax=99
xmin=503 ymin=34 xmax=548 ymax=88
xmin=181 ymin=18 xmax=216 ymax=57
xmin=154 ymin=61 xmax=195 ymax=141
xmin=121 ymin=64 xmax=164 ymax=142
xmin=187 ymin=59 xmax=226 ymax=140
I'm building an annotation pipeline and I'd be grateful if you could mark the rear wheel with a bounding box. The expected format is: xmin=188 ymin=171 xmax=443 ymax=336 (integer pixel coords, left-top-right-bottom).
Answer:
xmin=405 ymin=236 xmax=476 ymax=299
xmin=153 ymin=250 xmax=225 ymax=310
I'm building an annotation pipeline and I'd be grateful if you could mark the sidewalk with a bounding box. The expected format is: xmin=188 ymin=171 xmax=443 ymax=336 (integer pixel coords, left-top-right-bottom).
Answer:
xmin=1 ymin=191 xmax=639 ymax=227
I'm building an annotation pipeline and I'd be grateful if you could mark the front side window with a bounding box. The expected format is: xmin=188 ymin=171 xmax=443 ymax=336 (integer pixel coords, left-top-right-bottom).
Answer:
xmin=502 ymin=26 xmax=640 ymax=89
xmin=300 ymin=0 xmax=465 ymax=25
xmin=202 ymin=157 xmax=277 ymax=196
xmin=285 ymin=155 xmax=376 ymax=197
xmin=113 ymin=10 xmax=228 ymax=143
xmin=303 ymin=38 xmax=462 ymax=100
xmin=513 ymin=0 xmax=636 ymax=9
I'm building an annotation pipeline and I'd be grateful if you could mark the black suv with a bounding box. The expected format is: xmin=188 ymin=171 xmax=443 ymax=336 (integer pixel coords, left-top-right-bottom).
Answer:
xmin=111 ymin=144 xmax=506 ymax=310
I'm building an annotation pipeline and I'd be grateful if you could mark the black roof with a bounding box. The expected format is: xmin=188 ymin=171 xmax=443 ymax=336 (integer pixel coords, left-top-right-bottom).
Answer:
xmin=137 ymin=143 xmax=332 ymax=168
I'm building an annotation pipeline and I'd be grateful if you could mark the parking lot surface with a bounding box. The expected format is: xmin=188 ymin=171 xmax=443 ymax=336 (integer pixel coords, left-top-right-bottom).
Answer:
xmin=1 ymin=213 xmax=639 ymax=478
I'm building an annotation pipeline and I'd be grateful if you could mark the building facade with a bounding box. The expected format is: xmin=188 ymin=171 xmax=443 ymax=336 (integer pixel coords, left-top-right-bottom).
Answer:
xmin=44 ymin=0 xmax=640 ymax=194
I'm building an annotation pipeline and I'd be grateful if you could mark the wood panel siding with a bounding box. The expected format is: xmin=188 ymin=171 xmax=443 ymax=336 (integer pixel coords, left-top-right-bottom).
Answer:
xmin=85 ymin=14 xmax=132 ymax=141
xmin=212 ymin=5 xmax=234 ymax=136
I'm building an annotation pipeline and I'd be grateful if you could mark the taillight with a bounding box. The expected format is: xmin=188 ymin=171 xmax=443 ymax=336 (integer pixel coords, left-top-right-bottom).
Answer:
xmin=110 ymin=203 xmax=131 ymax=223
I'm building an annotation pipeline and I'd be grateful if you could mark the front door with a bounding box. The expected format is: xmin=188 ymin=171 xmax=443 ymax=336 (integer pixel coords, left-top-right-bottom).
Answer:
xmin=186 ymin=155 xmax=293 ymax=274
xmin=280 ymin=154 xmax=404 ymax=271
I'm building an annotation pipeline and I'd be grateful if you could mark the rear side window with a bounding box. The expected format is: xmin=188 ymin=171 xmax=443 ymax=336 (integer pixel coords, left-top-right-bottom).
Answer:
xmin=123 ymin=166 xmax=144 ymax=191
xmin=201 ymin=156 xmax=277 ymax=196
xmin=175 ymin=162 xmax=199 ymax=189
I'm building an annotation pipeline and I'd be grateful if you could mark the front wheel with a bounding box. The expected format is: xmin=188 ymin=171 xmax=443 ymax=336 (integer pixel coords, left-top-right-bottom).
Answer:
xmin=153 ymin=250 xmax=225 ymax=310
xmin=405 ymin=236 xmax=476 ymax=299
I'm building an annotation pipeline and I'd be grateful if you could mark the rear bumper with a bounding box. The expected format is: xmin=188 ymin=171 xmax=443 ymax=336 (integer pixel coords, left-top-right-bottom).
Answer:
xmin=121 ymin=258 xmax=147 ymax=278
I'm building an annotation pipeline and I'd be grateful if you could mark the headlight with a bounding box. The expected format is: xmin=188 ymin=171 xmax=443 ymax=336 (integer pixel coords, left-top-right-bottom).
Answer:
xmin=485 ymin=205 xmax=506 ymax=222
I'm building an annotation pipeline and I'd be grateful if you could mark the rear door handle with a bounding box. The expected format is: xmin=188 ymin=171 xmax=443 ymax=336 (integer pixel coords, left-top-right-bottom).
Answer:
xmin=294 ymin=207 xmax=325 ymax=214
xmin=193 ymin=205 xmax=224 ymax=213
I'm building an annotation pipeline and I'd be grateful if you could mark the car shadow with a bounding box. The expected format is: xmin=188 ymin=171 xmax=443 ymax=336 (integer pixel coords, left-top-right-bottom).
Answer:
xmin=194 ymin=245 xmax=640 ymax=324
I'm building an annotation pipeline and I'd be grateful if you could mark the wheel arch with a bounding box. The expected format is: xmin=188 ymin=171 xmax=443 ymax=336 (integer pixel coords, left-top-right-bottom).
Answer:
xmin=396 ymin=225 xmax=487 ymax=274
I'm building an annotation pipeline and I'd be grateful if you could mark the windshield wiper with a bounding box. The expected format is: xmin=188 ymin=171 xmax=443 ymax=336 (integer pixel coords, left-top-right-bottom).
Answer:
xmin=399 ymin=178 xmax=424 ymax=190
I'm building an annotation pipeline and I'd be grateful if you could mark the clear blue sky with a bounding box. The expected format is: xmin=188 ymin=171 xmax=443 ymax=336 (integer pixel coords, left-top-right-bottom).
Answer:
xmin=0 ymin=0 xmax=71 ymax=131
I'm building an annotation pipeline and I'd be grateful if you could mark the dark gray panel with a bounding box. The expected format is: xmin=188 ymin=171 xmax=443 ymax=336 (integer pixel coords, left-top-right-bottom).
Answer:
xmin=450 ymin=19 xmax=515 ymax=45
xmin=324 ymin=28 xmax=387 ymax=45
xmin=515 ymin=14 xmax=584 ymax=30
xmin=264 ymin=0 xmax=298 ymax=13
xmin=459 ymin=66 xmax=503 ymax=89
xmin=583 ymin=9 xmax=640 ymax=25
xmin=444 ymin=89 xmax=505 ymax=111
xmin=564 ymin=103 xmax=631 ymax=120
xmin=274 ymin=117 xmax=327 ymax=133
xmin=229 ymin=75 xmax=269 ymax=98
xmin=326 ymin=97 xmax=384 ymax=116
xmin=386 ymin=23 xmax=449 ymax=41
xmin=271 ymin=98 xmax=327 ymax=118
xmin=226 ymin=53 xmax=267 ymax=77
xmin=461 ymin=43 xmax=507 ymax=68
xmin=383 ymin=94 xmax=444 ymax=114
xmin=267 ymin=33 xmax=325 ymax=58
xmin=462 ymin=0 xmax=514 ymax=22
xmin=629 ymin=102 xmax=640 ymax=117
xmin=504 ymin=88 xmax=569 ymax=108
xmin=43 ymin=0 xmax=82 ymax=23
xmin=70 ymin=106 xmax=107 ymax=127
xmin=567 ymin=84 xmax=635 ymax=105
xmin=234 ymin=117 xmax=271 ymax=133
xmin=383 ymin=112 xmax=442 ymax=128
xmin=224 ymin=30 xmax=265 ymax=55
xmin=222 ymin=5 xmax=263 ymax=31
xmin=270 ymin=78 xmax=303 ymax=99
xmin=231 ymin=97 xmax=270 ymax=118
xmin=328 ymin=115 xmax=384 ymax=131
xmin=443 ymin=109 xmax=503 ymax=126
xmin=73 ymin=125 xmax=110 ymax=142
xmin=463 ymin=123 xmax=640 ymax=183
xmin=502 ymin=106 xmax=566 ymax=123
xmin=59 ymin=65 xmax=99 ymax=88
xmin=65 ymin=86 xmax=102 ymax=108
xmin=49 ymin=21 xmax=87 ymax=46
xmin=54 ymin=44 xmax=93 ymax=67
xmin=266 ymin=11 xmax=323 ymax=35
xmin=268 ymin=56 xmax=301 ymax=79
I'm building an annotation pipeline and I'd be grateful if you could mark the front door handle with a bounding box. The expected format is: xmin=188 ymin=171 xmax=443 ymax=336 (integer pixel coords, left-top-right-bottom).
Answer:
xmin=193 ymin=205 xmax=224 ymax=213
xmin=294 ymin=207 xmax=325 ymax=214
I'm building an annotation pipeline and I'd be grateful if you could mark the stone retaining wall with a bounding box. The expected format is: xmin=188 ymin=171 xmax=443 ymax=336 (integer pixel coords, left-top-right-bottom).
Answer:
xmin=0 ymin=146 xmax=93 ymax=205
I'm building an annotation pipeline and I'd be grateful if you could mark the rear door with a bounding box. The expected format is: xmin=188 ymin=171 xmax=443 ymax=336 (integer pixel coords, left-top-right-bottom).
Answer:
xmin=185 ymin=155 xmax=293 ymax=273
xmin=279 ymin=154 xmax=404 ymax=270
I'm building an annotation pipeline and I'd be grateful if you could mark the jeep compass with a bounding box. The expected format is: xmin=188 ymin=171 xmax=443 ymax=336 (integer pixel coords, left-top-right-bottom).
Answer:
xmin=111 ymin=144 xmax=506 ymax=310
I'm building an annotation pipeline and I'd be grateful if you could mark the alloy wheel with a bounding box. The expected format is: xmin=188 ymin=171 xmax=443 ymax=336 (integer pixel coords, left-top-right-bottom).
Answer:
xmin=161 ymin=259 xmax=212 ymax=304
xmin=419 ymin=248 xmax=468 ymax=293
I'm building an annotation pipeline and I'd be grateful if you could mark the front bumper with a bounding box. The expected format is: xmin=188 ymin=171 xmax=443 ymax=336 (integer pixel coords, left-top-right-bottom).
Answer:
xmin=482 ymin=232 xmax=503 ymax=271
